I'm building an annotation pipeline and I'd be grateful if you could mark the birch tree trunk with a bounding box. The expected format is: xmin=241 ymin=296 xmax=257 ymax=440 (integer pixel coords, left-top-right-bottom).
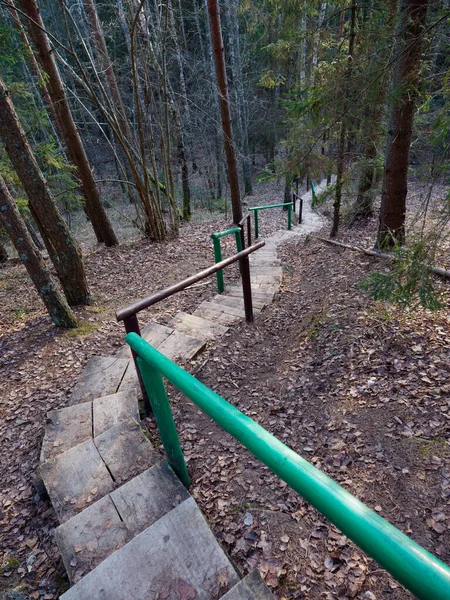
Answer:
xmin=207 ymin=0 xmax=242 ymax=225
xmin=17 ymin=0 xmax=119 ymax=247
xmin=0 ymin=75 xmax=91 ymax=306
xmin=377 ymin=0 xmax=429 ymax=248
xmin=0 ymin=177 xmax=77 ymax=327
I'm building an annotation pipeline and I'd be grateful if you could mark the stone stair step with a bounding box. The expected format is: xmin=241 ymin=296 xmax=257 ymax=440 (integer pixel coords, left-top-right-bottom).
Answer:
xmin=93 ymin=389 xmax=139 ymax=437
xmin=60 ymin=497 xmax=240 ymax=600
xmin=221 ymin=570 xmax=275 ymax=599
xmin=69 ymin=356 xmax=130 ymax=405
xmin=55 ymin=461 xmax=189 ymax=583
xmin=40 ymin=403 xmax=92 ymax=463
xmin=40 ymin=419 xmax=159 ymax=522
xmin=169 ymin=311 xmax=229 ymax=341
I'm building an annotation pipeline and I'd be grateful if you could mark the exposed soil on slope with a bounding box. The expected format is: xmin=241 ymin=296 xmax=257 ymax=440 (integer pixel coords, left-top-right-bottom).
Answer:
xmin=172 ymin=217 xmax=450 ymax=599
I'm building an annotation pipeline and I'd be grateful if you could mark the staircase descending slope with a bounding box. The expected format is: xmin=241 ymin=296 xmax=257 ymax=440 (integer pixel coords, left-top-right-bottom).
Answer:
xmin=38 ymin=186 xmax=327 ymax=598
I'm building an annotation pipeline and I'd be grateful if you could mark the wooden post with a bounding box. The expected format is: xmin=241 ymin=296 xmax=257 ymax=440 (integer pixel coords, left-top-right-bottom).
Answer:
xmin=207 ymin=0 xmax=242 ymax=225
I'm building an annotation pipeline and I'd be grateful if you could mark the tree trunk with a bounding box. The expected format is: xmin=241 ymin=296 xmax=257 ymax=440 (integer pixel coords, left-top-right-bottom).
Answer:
xmin=82 ymin=0 xmax=130 ymax=140
xmin=0 ymin=177 xmax=77 ymax=327
xmin=0 ymin=237 xmax=8 ymax=263
xmin=330 ymin=0 xmax=356 ymax=238
xmin=17 ymin=0 xmax=118 ymax=247
xmin=0 ymin=75 xmax=91 ymax=306
xmin=225 ymin=0 xmax=252 ymax=195
xmin=207 ymin=0 xmax=242 ymax=225
xmin=377 ymin=0 xmax=429 ymax=248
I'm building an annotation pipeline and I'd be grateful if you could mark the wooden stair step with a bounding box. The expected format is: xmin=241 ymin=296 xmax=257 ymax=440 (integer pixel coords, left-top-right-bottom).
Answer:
xmin=193 ymin=304 xmax=239 ymax=325
xmin=118 ymin=325 xmax=206 ymax=392
xmin=213 ymin=294 xmax=266 ymax=311
xmin=40 ymin=419 xmax=158 ymax=522
xmin=40 ymin=403 xmax=92 ymax=463
xmin=117 ymin=322 xmax=173 ymax=359
xmin=225 ymin=283 xmax=275 ymax=303
xmin=169 ymin=311 xmax=229 ymax=340
xmin=40 ymin=390 xmax=140 ymax=462
xmin=199 ymin=300 xmax=246 ymax=319
xmin=156 ymin=329 xmax=206 ymax=361
xmin=221 ymin=570 xmax=275 ymax=599
xmin=60 ymin=497 xmax=240 ymax=600
xmin=55 ymin=461 xmax=190 ymax=583
xmin=40 ymin=439 xmax=115 ymax=523
xmin=92 ymin=389 xmax=139 ymax=437
xmin=93 ymin=418 xmax=159 ymax=486
xmin=69 ymin=356 xmax=130 ymax=405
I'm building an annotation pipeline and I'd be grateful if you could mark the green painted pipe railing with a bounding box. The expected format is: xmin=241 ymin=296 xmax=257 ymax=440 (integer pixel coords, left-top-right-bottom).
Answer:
xmin=211 ymin=227 xmax=242 ymax=293
xmin=248 ymin=202 xmax=293 ymax=238
xmin=126 ymin=331 xmax=450 ymax=600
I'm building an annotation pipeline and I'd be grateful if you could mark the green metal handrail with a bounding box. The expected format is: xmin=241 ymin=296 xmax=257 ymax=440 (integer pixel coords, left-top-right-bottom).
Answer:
xmin=126 ymin=332 xmax=450 ymax=600
xmin=211 ymin=227 xmax=242 ymax=293
xmin=248 ymin=202 xmax=293 ymax=238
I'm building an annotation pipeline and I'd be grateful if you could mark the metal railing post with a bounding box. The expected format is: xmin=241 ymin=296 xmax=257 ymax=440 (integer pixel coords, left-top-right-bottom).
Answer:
xmin=136 ymin=357 xmax=190 ymax=488
xmin=299 ymin=197 xmax=303 ymax=224
xmin=247 ymin=215 xmax=251 ymax=247
xmin=288 ymin=203 xmax=292 ymax=230
xmin=123 ymin=314 xmax=150 ymax=414
xmin=254 ymin=209 xmax=259 ymax=238
xmin=212 ymin=236 xmax=224 ymax=293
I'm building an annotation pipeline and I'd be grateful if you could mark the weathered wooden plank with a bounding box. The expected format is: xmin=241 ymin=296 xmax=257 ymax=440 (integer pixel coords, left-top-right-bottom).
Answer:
xmin=94 ymin=419 xmax=159 ymax=485
xmin=193 ymin=304 xmax=239 ymax=325
xmin=200 ymin=300 xmax=247 ymax=318
xmin=225 ymin=283 xmax=275 ymax=301
xmin=157 ymin=330 xmax=206 ymax=361
xmin=116 ymin=360 xmax=139 ymax=393
xmin=69 ymin=356 xmax=130 ymax=405
xmin=40 ymin=439 xmax=114 ymax=522
xmin=40 ymin=403 xmax=92 ymax=463
xmin=212 ymin=295 xmax=266 ymax=311
xmin=117 ymin=322 xmax=173 ymax=359
xmin=169 ymin=311 xmax=229 ymax=341
xmin=221 ymin=570 xmax=275 ymax=599
xmin=110 ymin=461 xmax=190 ymax=536
xmin=61 ymin=497 xmax=239 ymax=600
xmin=55 ymin=495 xmax=130 ymax=584
xmin=92 ymin=390 xmax=139 ymax=437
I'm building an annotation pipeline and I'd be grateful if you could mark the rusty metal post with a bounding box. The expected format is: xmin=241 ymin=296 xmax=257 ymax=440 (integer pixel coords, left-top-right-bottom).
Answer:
xmin=299 ymin=197 xmax=304 ymax=224
xmin=239 ymin=225 xmax=253 ymax=322
xmin=123 ymin=314 xmax=151 ymax=415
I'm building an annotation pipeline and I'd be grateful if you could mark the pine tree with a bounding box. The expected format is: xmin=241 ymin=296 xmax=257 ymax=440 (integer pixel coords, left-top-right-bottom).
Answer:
xmin=0 ymin=175 xmax=77 ymax=327
xmin=0 ymin=74 xmax=91 ymax=306
xmin=377 ymin=0 xmax=429 ymax=248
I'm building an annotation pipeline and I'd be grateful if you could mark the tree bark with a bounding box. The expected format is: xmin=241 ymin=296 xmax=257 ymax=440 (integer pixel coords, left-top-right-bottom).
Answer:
xmin=0 ymin=237 xmax=8 ymax=263
xmin=82 ymin=0 xmax=130 ymax=140
xmin=207 ymin=0 xmax=242 ymax=225
xmin=330 ymin=0 xmax=356 ymax=238
xmin=377 ymin=0 xmax=428 ymax=248
xmin=0 ymin=176 xmax=77 ymax=327
xmin=0 ymin=75 xmax=91 ymax=306
xmin=17 ymin=0 xmax=118 ymax=247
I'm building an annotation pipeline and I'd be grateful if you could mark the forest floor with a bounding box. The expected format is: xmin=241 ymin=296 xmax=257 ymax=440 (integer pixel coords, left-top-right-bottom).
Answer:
xmin=1 ymin=178 xmax=450 ymax=600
